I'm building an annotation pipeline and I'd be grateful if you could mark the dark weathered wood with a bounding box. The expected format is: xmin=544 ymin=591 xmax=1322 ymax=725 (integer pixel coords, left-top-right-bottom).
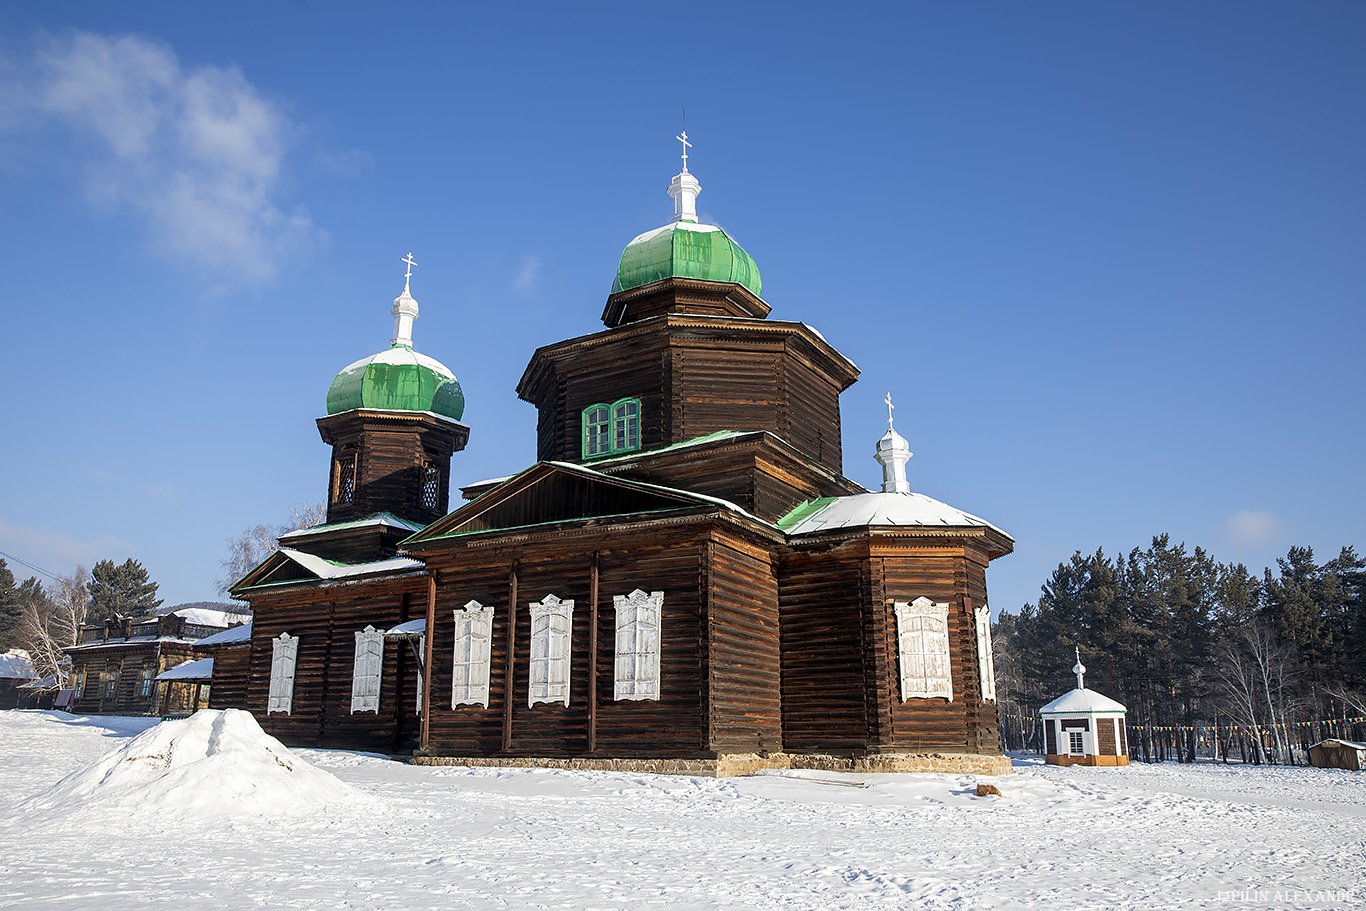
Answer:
xmin=588 ymin=551 xmax=599 ymax=753
xmin=503 ymin=562 xmax=518 ymax=752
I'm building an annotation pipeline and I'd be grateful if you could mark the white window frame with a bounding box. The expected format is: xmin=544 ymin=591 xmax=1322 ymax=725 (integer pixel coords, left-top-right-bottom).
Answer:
xmin=974 ymin=603 xmax=997 ymax=702
xmin=893 ymin=597 xmax=953 ymax=702
xmin=452 ymin=601 xmax=493 ymax=709
xmin=528 ymin=594 xmax=573 ymax=707
xmin=613 ymin=589 xmax=663 ymax=701
xmin=267 ymin=632 xmax=298 ymax=715
xmin=1069 ymin=730 xmax=1086 ymax=755
xmin=351 ymin=625 xmax=385 ymax=714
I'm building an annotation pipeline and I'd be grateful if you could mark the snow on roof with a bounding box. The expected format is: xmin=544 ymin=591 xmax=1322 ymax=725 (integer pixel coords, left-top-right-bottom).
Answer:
xmin=0 ymin=648 xmax=36 ymax=679
xmin=1039 ymin=687 xmax=1128 ymax=715
xmin=385 ymin=618 xmax=427 ymax=638
xmin=279 ymin=512 xmax=423 ymax=540
xmin=18 ymin=673 xmax=58 ymax=689
xmin=26 ymin=709 xmax=374 ymax=818
xmin=156 ymin=658 xmax=214 ymax=681
xmin=172 ymin=608 xmax=236 ymax=628
xmin=194 ymin=622 xmax=252 ymax=647
xmin=779 ymin=491 xmax=1010 ymax=538
xmin=277 ymin=549 xmax=424 ymax=580
xmin=1311 ymin=739 xmax=1366 ymax=750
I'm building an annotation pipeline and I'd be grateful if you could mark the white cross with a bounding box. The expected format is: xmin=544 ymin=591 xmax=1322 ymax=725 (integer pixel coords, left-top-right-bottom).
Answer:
xmin=676 ymin=130 xmax=691 ymax=172
xmin=400 ymin=252 xmax=417 ymax=292
xmin=885 ymin=392 xmax=895 ymax=429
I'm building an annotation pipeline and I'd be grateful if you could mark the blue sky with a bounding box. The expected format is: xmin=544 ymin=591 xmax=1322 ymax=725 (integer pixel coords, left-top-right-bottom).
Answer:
xmin=1 ymin=2 xmax=1362 ymax=613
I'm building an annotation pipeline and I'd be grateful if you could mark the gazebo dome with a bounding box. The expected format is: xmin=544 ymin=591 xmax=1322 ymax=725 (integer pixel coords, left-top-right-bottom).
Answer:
xmin=611 ymin=221 xmax=762 ymax=298
xmin=324 ymin=260 xmax=465 ymax=421
xmin=325 ymin=346 xmax=465 ymax=420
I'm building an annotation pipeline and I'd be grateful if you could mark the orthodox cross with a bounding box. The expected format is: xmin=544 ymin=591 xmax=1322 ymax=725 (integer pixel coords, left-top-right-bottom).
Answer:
xmin=676 ymin=130 xmax=691 ymax=172
xmin=885 ymin=392 xmax=895 ymax=429
xmin=401 ymin=252 xmax=417 ymax=291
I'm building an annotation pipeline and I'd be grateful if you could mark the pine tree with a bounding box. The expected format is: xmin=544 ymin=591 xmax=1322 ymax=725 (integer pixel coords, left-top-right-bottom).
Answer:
xmin=87 ymin=558 xmax=163 ymax=620
xmin=0 ymin=558 xmax=18 ymax=650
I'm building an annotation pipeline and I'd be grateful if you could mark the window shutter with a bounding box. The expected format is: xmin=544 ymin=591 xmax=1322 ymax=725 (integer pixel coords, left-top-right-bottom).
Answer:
xmin=974 ymin=604 xmax=996 ymax=702
xmin=893 ymin=598 xmax=953 ymax=701
xmin=350 ymin=626 xmax=385 ymax=713
xmin=613 ymin=590 xmax=663 ymax=701
xmin=267 ymin=633 xmax=298 ymax=715
xmin=528 ymin=595 xmax=573 ymax=707
xmin=452 ymin=602 xmax=493 ymax=709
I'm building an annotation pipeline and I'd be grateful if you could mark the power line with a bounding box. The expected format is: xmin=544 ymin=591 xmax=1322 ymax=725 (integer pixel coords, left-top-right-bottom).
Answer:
xmin=0 ymin=550 xmax=62 ymax=583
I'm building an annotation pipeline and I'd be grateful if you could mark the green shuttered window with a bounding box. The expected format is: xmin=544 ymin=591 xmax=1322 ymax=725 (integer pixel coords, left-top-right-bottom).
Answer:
xmin=581 ymin=397 xmax=641 ymax=459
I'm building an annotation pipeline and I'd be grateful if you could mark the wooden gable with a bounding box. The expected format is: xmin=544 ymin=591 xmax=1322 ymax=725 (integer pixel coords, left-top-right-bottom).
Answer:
xmin=405 ymin=462 xmax=727 ymax=544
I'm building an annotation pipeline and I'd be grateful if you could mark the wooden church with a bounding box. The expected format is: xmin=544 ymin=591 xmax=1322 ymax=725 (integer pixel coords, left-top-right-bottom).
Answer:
xmin=218 ymin=143 xmax=1015 ymax=776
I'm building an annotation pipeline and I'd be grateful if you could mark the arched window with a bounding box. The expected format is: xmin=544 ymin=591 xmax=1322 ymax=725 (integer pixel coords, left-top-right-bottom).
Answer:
xmin=612 ymin=398 xmax=640 ymax=453
xmin=420 ymin=460 xmax=441 ymax=511
xmin=334 ymin=449 xmax=358 ymax=505
xmin=581 ymin=397 xmax=641 ymax=459
xmin=582 ymin=405 xmax=611 ymax=458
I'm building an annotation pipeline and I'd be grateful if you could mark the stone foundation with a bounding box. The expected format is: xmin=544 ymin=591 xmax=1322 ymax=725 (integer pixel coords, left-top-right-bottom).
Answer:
xmin=410 ymin=751 xmax=1012 ymax=778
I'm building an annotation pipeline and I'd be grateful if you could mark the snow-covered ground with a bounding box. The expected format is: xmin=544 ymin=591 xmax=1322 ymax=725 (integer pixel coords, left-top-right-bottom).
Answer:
xmin=0 ymin=711 xmax=1361 ymax=910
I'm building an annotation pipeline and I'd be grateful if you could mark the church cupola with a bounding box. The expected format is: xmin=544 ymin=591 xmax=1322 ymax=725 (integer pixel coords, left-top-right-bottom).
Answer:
xmin=602 ymin=132 xmax=767 ymax=328
xmin=874 ymin=393 xmax=913 ymax=494
xmin=316 ymin=255 xmax=470 ymax=531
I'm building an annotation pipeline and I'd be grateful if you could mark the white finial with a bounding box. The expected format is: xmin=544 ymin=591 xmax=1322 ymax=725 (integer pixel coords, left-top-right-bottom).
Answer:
xmin=1073 ymin=647 xmax=1086 ymax=690
xmin=873 ymin=394 xmax=912 ymax=494
xmin=390 ymin=253 xmax=420 ymax=348
xmin=668 ymin=128 xmax=701 ymax=224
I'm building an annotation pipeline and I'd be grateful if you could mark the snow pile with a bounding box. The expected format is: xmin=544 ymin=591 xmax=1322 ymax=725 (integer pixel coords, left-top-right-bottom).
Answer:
xmin=27 ymin=709 xmax=373 ymax=818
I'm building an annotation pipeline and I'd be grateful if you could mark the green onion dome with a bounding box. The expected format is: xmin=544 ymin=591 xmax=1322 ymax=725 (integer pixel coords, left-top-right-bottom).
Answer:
xmin=325 ymin=345 xmax=465 ymax=421
xmin=611 ymin=221 xmax=762 ymax=298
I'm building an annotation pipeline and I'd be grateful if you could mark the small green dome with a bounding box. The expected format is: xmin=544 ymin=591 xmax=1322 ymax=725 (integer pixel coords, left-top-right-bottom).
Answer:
xmin=326 ymin=345 xmax=465 ymax=420
xmin=611 ymin=221 xmax=761 ymax=298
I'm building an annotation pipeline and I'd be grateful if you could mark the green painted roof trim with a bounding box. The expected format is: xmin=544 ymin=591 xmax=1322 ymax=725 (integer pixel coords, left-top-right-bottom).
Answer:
xmin=326 ymin=345 xmax=465 ymax=419
xmin=612 ymin=223 xmax=762 ymax=298
xmin=775 ymin=497 xmax=838 ymax=532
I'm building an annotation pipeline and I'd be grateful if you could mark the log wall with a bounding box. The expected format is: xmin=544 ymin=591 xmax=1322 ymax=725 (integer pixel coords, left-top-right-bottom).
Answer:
xmin=245 ymin=575 xmax=427 ymax=753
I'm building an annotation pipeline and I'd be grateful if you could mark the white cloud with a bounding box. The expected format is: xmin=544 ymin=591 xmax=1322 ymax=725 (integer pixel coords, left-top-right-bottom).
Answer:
xmin=15 ymin=31 xmax=313 ymax=284
xmin=513 ymin=255 xmax=541 ymax=295
xmin=1225 ymin=509 xmax=1282 ymax=549
xmin=0 ymin=518 xmax=133 ymax=578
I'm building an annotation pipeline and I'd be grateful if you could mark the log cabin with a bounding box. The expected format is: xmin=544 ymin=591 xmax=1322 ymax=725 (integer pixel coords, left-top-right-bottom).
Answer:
xmin=222 ymin=146 xmax=1016 ymax=776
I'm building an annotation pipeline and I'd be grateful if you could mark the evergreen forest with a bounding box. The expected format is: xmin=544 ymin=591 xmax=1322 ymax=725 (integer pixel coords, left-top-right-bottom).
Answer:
xmin=994 ymin=535 xmax=1365 ymax=764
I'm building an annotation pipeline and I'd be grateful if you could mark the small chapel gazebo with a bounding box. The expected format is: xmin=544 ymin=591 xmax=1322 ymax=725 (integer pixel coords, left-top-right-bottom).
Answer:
xmin=1039 ymin=650 xmax=1129 ymax=767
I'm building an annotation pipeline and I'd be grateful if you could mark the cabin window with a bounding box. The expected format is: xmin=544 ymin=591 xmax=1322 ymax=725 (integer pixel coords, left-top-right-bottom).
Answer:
xmin=138 ymin=665 xmax=154 ymax=698
xmin=452 ymin=601 xmax=493 ymax=709
xmin=420 ymin=460 xmax=441 ymax=511
xmin=103 ymin=669 xmax=119 ymax=700
xmin=350 ymin=625 xmax=384 ymax=713
xmin=528 ymin=594 xmax=574 ymax=707
xmin=614 ymin=589 xmax=662 ymax=701
xmin=893 ymin=597 xmax=953 ymax=701
xmin=1069 ymin=731 xmax=1085 ymax=754
xmin=582 ymin=405 xmax=611 ymax=458
xmin=267 ymin=632 xmax=298 ymax=714
xmin=581 ymin=397 xmax=641 ymax=459
xmin=73 ymin=668 xmax=86 ymax=697
xmin=415 ymin=635 xmax=425 ymax=716
xmin=334 ymin=450 xmax=358 ymax=505
xmin=974 ymin=604 xmax=997 ymax=702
